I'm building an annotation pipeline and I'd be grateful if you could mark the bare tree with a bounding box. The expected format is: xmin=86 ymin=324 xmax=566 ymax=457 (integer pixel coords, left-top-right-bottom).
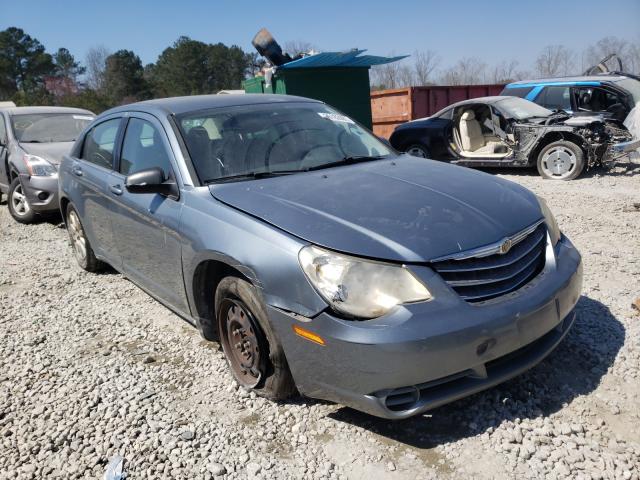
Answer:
xmin=370 ymin=59 xmax=402 ymax=89
xmin=439 ymin=57 xmax=487 ymax=85
xmin=283 ymin=40 xmax=317 ymax=57
xmin=583 ymin=36 xmax=640 ymax=74
xmin=413 ymin=50 xmax=439 ymax=85
xmin=490 ymin=59 xmax=520 ymax=83
xmin=396 ymin=65 xmax=415 ymax=88
xmin=535 ymin=45 xmax=574 ymax=77
xmin=85 ymin=45 xmax=111 ymax=90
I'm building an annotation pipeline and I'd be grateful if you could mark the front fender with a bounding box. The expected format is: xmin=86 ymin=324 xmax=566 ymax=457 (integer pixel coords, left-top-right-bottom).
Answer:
xmin=180 ymin=188 xmax=328 ymax=319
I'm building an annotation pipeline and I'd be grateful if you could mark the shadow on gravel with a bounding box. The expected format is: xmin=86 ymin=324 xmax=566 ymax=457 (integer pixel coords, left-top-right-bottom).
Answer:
xmin=479 ymin=159 xmax=640 ymax=179
xmin=328 ymin=295 xmax=624 ymax=449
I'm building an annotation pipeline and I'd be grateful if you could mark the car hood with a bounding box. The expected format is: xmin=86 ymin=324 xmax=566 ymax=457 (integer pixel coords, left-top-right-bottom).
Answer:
xmin=19 ymin=142 xmax=74 ymax=166
xmin=209 ymin=156 xmax=543 ymax=262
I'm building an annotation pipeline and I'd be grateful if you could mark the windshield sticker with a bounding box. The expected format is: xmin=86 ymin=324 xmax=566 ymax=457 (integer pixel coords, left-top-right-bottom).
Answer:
xmin=73 ymin=115 xmax=94 ymax=121
xmin=318 ymin=112 xmax=355 ymax=124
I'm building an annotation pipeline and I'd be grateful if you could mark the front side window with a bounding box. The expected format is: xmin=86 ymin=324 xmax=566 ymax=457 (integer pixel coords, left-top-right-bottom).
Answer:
xmin=81 ymin=118 xmax=120 ymax=169
xmin=119 ymin=118 xmax=173 ymax=178
xmin=538 ymin=86 xmax=571 ymax=111
xmin=11 ymin=113 xmax=94 ymax=143
xmin=176 ymin=102 xmax=393 ymax=183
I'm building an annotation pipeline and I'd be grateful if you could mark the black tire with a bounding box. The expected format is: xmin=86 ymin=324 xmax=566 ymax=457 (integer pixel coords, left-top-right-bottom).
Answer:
xmin=8 ymin=177 xmax=37 ymax=224
xmin=65 ymin=203 xmax=104 ymax=272
xmin=405 ymin=143 xmax=430 ymax=158
xmin=215 ymin=276 xmax=296 ymax=400
xmin=536 ymin=140 xmax=585 ymax=181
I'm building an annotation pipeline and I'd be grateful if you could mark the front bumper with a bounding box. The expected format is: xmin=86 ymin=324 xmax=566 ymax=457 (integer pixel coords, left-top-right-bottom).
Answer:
xmin=611 ymin=137 xmax=640 ymax=154
xmin=269 ymin=235 xmax=583 ymax=419
xmin=18 ymin=173 xmax=59 ymax=213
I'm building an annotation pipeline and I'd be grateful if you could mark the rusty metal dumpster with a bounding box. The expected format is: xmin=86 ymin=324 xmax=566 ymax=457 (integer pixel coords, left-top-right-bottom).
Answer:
xmin=371 ymin=84 xmax=505 ymax=138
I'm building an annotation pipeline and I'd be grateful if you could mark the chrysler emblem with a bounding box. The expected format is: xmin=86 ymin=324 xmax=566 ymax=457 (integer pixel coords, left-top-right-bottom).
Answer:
xmin=499 ymin=239 xmax=513 ymax=254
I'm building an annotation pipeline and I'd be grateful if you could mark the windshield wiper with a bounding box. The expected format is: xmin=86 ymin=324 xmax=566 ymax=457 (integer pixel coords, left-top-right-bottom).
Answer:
xmin=204 ymin=156 xmax=388 ymax=183
xmin=204 ymin=170 xmax=300 ymax=184
xmin=306 ymin=155 xmax=387 ymax=171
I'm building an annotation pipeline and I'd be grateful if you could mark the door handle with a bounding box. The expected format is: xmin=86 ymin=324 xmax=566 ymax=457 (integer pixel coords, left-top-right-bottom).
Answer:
xmin=109 ymin=184 xmax=123 ymax=196
xmin=72 ymin=166 xmax=83 ymax=177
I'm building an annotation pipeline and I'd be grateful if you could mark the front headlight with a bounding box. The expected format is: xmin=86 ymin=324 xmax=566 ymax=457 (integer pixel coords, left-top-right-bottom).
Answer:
xmin=298 ymin=245 xmax=432 ymax=319
xmin=23 ymin=154 xmax=56 ymax=176
xmin=536 ymin=196 xmax=561 ymax=245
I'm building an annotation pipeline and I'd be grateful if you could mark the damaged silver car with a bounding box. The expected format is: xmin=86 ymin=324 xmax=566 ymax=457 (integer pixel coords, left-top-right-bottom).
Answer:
xmin=390 ymin=96 xmax=639 ymax=180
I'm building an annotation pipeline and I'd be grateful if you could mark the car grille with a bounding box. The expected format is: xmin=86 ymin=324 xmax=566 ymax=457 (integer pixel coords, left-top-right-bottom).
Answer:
xmin=430 ymin=222 xmax=547 ymax=303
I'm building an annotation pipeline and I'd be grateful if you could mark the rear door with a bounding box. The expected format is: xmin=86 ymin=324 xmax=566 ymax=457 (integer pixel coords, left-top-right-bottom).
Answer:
xmin=107 ymin=113 xmax=188 ymax=313
xmin=0 ymin=113 xmax=8 ymax=191
xmin=67 ymin=116 xmax=123 ymax=267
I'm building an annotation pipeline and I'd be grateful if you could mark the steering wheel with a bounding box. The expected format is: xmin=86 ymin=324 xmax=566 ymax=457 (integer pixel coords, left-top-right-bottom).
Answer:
xmin=299 ymin=143 xmax=344 ymax=170
xmin=91 ymin=151 xmax=109 ymax=168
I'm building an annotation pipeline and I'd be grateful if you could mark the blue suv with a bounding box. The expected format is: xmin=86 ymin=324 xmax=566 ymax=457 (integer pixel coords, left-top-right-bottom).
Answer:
xmin=501 ymin=73 xmax=640 ymax=122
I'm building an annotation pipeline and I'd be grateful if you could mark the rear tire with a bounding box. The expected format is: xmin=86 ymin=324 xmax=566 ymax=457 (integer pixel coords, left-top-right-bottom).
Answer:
xmin=405 ymin=143 xmax=430 ymax=158
xmin=215 ymin=276 xmax=296 ymax=400
xmin=536 ymin=141 xmax=584 ymax=180
xmin=8 ymin=177 xmax=36 ymax=224
xmin=65 ymin=204 xmax=103 ymax=272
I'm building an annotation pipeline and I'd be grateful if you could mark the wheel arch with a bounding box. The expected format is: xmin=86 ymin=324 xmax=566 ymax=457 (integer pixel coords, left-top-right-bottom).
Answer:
xmin=529 ymin=131 xmax=587 ymax=165
xmin=190 ymin=258 xmax=254 ymax=340
xmin=59 ymin=196 xmax=70 ymax=223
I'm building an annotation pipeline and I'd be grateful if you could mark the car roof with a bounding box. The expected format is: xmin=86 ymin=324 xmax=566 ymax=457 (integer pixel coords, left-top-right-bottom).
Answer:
xmin=0 ymin=106 xmax=94 ymax=116
xmin=446 ymin=96 xmax=512 ymax=107
xmin=102 ymin=93 xmax=321 ymax=117
xmin=506 ymin=74 xmax=630 ymax=88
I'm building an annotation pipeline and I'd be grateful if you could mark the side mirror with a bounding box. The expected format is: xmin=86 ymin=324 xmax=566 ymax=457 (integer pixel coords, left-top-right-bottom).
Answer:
xmin=125 ymin=167 xmax=178 ymax=197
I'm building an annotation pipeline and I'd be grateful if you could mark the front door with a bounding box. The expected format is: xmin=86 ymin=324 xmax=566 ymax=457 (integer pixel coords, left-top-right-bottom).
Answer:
xmin=107 ymin=114 xmax=188 ymax=313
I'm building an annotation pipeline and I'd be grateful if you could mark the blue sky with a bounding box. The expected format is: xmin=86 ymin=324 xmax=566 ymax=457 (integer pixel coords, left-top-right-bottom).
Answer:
xmin=1 ymin=0 xmax=639 ymax=71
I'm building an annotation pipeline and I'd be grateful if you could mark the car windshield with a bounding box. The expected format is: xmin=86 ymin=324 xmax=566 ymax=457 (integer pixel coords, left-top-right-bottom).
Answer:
xmin=616 ymin=78 xmax=640 ymax=104
xmin=11 ymin=113 xmax=94 ymax=143
xmin=495 ymin=97 xmax=554 ymax=119
xmin=176 ymin=102 xmax=393 ymax=183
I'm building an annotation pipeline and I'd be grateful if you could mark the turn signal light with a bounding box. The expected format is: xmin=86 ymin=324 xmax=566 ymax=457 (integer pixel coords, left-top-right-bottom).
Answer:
xmin=293 ymin=325 xmax=325 ymax=346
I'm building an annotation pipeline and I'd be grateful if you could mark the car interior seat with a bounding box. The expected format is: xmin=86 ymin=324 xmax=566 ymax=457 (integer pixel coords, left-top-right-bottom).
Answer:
xmin=187 ymin=126 xmax=221 ymax=181
xmin=458 ymin=109 xmax=508 ymax=158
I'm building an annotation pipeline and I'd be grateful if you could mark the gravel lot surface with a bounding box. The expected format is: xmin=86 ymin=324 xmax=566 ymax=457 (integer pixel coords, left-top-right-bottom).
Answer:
xmin=0 ymin=159 xmax=639 ymax=480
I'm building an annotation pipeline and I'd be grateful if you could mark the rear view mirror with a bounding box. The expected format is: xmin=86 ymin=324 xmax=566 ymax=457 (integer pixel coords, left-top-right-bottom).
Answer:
xmin=125 ymin=167 xmax=178 ymax=197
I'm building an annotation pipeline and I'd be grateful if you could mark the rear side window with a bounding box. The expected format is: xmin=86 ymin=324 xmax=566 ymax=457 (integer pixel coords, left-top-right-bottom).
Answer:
xmin=501 ymin=86 xmax=533 ymax=99
xmin=120 ymin=118 xmax=173 ymax=179
xmin=538 ymin=86 xmax=571 ymax=111
xmin=81 ymin=119 xmax=121 ymax=169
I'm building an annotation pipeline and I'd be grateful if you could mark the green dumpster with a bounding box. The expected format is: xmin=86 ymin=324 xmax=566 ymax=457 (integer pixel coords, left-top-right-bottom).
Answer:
xmin=243 ymin=50 xmax=406 ymax=130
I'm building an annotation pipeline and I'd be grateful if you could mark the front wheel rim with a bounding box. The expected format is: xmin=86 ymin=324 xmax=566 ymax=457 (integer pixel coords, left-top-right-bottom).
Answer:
xmin=67 ymin=211 xmax=87 ymax=263
xmin=541 ymin=147 xmax=577 ymax=179
xmin=219 ymin=299 xmax=264 ymax=388
xmin=11 ymin=184 xmax=30 ymax=216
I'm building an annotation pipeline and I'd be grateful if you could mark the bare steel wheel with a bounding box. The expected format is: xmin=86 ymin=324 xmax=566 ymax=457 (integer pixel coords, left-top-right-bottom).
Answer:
xmin=65 ymin=204 xmax=104 ymax=272
xmin=537 ymin=140 xmax=584 ymax=180
xmin=215 ymin=277 xmax=296 ymax=400
xmin=219 ymin=299 xmax=264 ymax=388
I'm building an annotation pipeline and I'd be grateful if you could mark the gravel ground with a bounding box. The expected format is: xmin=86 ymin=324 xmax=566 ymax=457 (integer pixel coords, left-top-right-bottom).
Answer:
xmin=0 ymin=158 xmax=639 ymax=480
